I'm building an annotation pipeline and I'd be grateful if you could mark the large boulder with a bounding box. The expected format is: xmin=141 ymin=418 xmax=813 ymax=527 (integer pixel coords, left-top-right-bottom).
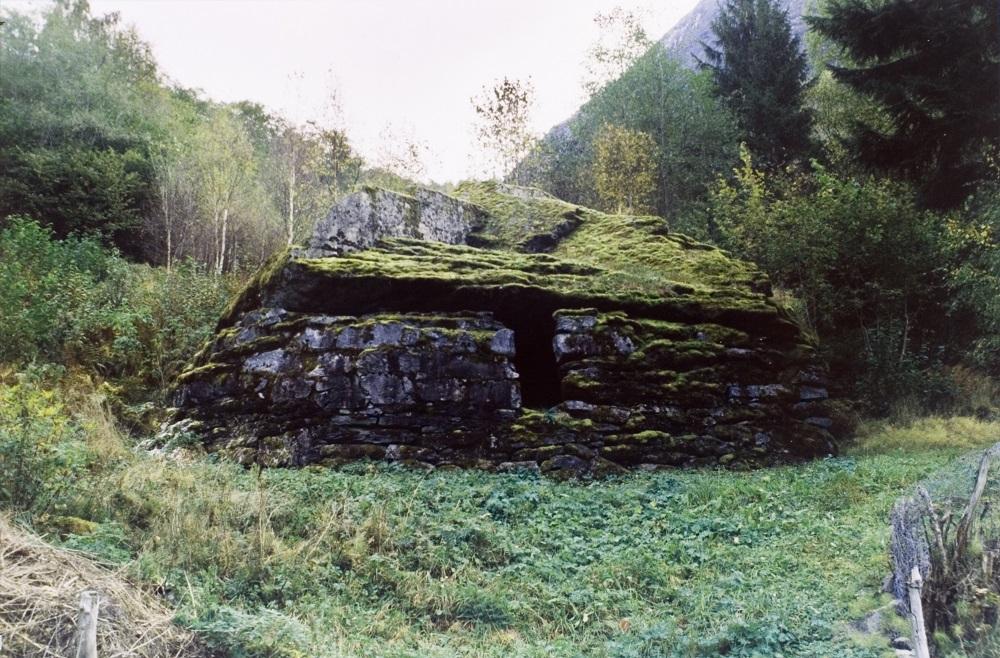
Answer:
xmin=163 ymin=182 xmax=836 ymax=474
xmin=304 ymin=186 xmax=486 ymax=256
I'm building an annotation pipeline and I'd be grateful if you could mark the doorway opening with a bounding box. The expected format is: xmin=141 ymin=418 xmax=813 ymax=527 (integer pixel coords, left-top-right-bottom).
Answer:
xmin=495 ymin=313 xmax=562 ymax=408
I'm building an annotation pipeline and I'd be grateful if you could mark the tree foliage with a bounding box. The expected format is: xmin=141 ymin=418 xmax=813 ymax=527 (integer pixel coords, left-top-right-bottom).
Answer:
xmin=710 ymin=150 xmax=954 ymax=410
xmin=0 ymin=1 xmax=368 ymax=271
xmin=374 ymin=123 xmax=431 ymax=183
xmin=945 ymin=168 xmax=1000 ymax=375
xmin=808 ymin=0 xmax=1000 ymax=208
xmin=0 ymin=1 xmax=161 ymax=254
xmin=592 ymin=124 xmax=658 ymax=213
xmin=471 ymin=78 xmax=537 ymax=182
xmin=803 ymin=69 xmax=892 ymax=165
xmin=523 ymin=49 xmax=738 ymax=217
xmin=701 ymin=0 xmax=812 ymax=168
xmin=583 ymin=8 xmax=652 ymax=97
xmin=0 ymin=217 xmax=237 ymax=397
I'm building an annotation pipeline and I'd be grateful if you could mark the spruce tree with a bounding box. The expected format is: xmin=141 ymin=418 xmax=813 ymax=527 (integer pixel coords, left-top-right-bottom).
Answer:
xmin=701 ymin=0 xmax=812 ymax=169
xmin=809 ymin=0 xmax=1000 ymax=209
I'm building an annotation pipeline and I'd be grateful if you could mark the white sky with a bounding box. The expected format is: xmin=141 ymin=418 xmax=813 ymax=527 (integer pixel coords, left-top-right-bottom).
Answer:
xmin=9 ymin=0 xmax=700 ymax=182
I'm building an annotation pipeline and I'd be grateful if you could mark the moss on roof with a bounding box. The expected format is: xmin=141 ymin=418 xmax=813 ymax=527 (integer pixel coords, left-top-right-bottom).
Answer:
xmin=454 ymin=181 xmax=583 ymax=251
xmin=220 ymin=183 xmax=800 ymax=341
xmin=454 ymin=181 xmax=771 ymax=294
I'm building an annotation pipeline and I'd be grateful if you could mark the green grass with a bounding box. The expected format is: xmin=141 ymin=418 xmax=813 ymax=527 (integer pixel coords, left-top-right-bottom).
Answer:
xmin=51 ymin=407 xmax=998 ymax=657
xmin=852 ymin=415 xmax=1000 ymax=456
xmin=8 ymin=374 xmax=996 ymax=657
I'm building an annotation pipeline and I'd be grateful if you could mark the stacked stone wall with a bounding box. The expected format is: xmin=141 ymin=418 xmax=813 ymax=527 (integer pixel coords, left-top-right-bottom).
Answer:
xmin=171 ymin=309 xmax=520 ymax=467
xmin=165 ymin=306 xmax=835 ymax=475
xmin=550 ymin=310 xmax=833 ymax=467
xmin=164 ymin=184 xmax=838 ymax=475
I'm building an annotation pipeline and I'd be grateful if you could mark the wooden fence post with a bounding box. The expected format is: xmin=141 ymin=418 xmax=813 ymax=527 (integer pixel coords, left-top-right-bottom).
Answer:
xmin=75 ymin=590 xmax=100 ymax=658
xmin=908 ymin=566 xmax=930 ymax=658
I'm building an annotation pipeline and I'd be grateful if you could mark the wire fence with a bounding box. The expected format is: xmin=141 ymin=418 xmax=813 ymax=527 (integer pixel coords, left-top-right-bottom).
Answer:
xmin=890 ymin=442 xmax=1000 ymax=656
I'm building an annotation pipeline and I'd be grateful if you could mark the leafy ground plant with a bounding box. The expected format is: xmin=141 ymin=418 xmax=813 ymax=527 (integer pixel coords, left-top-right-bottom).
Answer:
xmin=17 ymin=375 xmax=991 ymax=658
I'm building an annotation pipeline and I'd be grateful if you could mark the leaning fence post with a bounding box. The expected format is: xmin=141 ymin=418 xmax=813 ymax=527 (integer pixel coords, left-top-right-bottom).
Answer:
xmin=908 ymin=566 xmax=930 ymax=658
xmin=75 ymin=590 xmax=100 ymax=658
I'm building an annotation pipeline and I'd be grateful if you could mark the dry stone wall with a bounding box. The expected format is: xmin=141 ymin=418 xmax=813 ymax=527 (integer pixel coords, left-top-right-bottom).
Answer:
xmin=166 ymin=304 xmax=834 ymax=475
xmin=550 ymin=309 xmax=832 ymax=466
xmin=170 ymin=309 xmax=521 ymax=467
xmin=164 ymin=183 xmax=838 ymax=476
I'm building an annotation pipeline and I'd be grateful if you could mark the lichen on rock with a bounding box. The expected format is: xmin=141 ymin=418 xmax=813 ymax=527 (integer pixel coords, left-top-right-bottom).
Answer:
xmin=304 ymin=186 xmax=487 ymax=257
xmin=164 ymin=183 xmax=837 ymax=475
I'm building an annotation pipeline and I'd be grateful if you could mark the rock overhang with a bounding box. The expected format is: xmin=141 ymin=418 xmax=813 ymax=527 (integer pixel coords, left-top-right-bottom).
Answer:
xmin=165 ymin=181 xmax=837 ymax=475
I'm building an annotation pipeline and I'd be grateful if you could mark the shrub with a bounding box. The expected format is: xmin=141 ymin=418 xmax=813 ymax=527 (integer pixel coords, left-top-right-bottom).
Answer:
xmin=853 ymin=318 xmax=956 ymax=417
xmin=0 ymin=217 xmax=110 ymax=363
xmin=62 ymin=258 xmax=238 ymax=398
xmin=0 ymin=217 xmax=238 ymax=401
xmin=946 ymin=177 xmax=1000 ymax=376
xmin=945 ymin=366 xmax=1000 ymax=418
xmin=0 ymin=372 xmax=90 ymax=513
xmin=709 ymin=152 xmax=952 ymax=412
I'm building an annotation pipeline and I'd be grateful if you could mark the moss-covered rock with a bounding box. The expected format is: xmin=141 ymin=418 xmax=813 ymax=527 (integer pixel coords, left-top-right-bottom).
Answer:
xmin=165 ymin=184 xmax=836 ymax=474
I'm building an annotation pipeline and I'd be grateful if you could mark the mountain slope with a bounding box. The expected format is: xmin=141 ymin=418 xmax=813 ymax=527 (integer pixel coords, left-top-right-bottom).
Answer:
xmin=660 ymin=0 xmax=808 ymax=67
xmin=520 ymin=0 xmax=810 ymax=213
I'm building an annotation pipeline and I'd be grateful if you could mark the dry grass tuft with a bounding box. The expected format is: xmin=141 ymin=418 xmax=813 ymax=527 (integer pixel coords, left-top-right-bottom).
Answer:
xmin=0 ymin=515 xmax=205 ymax=657
xmin=849 ymin=415 xmax=1000 ymax=456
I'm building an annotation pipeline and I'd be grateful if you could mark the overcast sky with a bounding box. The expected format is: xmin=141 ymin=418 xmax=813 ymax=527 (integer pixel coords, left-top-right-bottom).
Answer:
xmin=10 ymin=0 xmax=700 ymax=182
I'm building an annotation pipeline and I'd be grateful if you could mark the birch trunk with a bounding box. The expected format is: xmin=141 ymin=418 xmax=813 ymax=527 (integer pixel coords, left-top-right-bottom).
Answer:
xmin=287 ymin=166 xmax=296 ymax=246
xmin=216 ymin=206 xmax=229 ymax=275
xmin=212 ymin=207 xmax=220 ymax=273
xmin=162 ymin=185 xmax=173 ymax=272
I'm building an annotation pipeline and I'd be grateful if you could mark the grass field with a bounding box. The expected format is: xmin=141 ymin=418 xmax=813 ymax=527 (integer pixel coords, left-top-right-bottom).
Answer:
xmin=34 ymin=394 xmax=992 ymax=658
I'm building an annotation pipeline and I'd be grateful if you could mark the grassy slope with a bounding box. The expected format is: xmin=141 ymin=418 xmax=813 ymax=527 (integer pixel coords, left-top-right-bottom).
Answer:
xmin=56 ymin=412 xmax=999 ymax=658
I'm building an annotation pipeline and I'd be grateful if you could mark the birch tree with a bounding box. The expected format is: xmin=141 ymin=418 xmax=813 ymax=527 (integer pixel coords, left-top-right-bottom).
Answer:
xmin=195 ymin=109 xmax=255 ymax=274
xmin=471 ymin=78 xmax=537 ymax=182
xmin=593 ymin=123 xmax=659 ymax=214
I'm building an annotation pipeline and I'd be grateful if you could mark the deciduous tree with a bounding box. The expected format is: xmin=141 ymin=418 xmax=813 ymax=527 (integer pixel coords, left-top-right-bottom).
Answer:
xmin=583 ymin=7 xmax=651 ymax=97
xmin=593 ymin=123 xmax=658 ymax=214
xmin=471 ymin=78 xmax=537 ymax=182
xmin=193 ymin=109 xmax=256 ymax=274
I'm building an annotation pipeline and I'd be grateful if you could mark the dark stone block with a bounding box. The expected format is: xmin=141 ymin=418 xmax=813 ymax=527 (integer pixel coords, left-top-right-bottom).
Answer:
xmin=799 ymin=386 xmax=829 ymax=401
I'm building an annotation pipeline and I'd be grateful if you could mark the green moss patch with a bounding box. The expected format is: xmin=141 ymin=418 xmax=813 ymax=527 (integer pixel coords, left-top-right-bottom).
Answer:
xmin=212 ymin=184 xmax=799 ymax=343
xmin=261 ymin=239 xmax=794 ymax=339
xmin=455 ymin=180 xmax=772 ymax=295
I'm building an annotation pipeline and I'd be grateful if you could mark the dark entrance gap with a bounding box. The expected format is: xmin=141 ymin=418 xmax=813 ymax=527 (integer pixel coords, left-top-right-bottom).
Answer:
xmin=280 ymin=280 xmax=574 ymax=407
xmin=494 ymin=311 xmax=562 ymax=408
